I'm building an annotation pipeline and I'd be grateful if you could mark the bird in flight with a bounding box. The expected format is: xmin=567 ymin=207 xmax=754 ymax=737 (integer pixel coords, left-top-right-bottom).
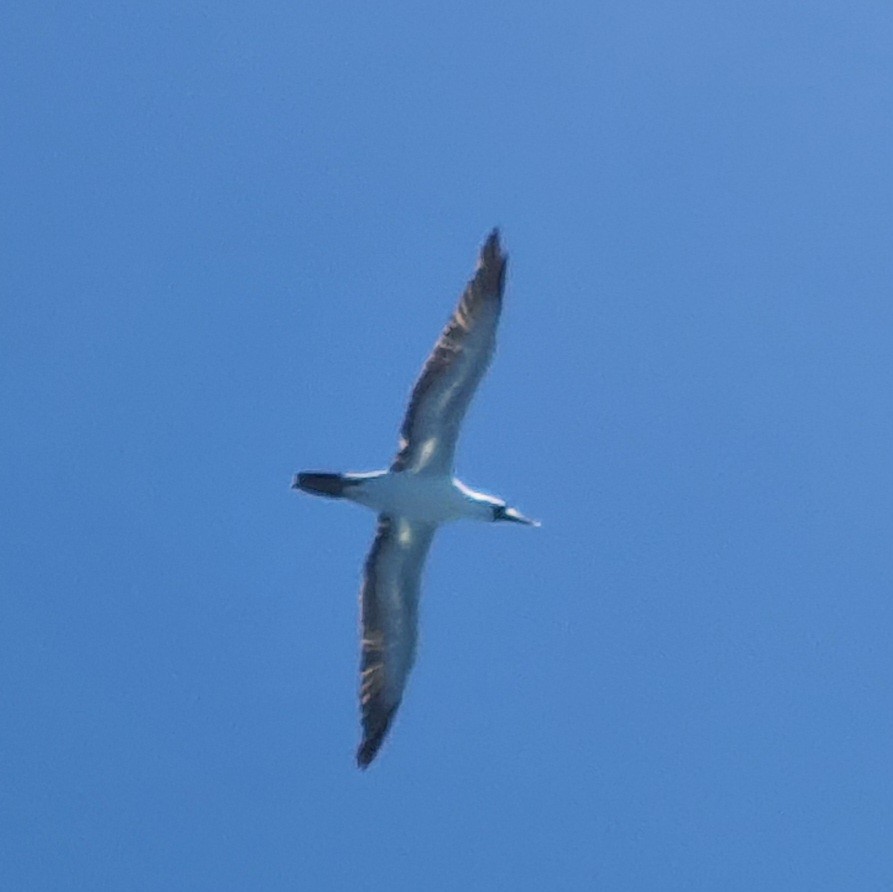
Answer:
xmin=293 ymin=229 xmax=538 ymax=767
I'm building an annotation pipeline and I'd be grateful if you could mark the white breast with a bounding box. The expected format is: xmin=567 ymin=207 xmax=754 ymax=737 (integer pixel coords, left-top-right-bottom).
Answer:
xmin=351 ymin=472 xmax=481 ymax=524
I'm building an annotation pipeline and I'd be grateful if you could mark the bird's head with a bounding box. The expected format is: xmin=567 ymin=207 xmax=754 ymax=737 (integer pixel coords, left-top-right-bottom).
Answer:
xmin=492 ymin=503 xmax=540 ymax=527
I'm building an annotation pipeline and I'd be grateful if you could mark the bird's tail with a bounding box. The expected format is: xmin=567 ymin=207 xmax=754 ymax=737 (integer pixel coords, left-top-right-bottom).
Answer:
xmin=292 ymin=471 xmax=368 ymax=499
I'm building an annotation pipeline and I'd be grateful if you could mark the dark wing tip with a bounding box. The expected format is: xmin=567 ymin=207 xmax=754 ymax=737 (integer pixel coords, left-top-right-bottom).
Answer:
xmin=476 ymin=228 xmax=507 ymax=298
xmin=356 ymin=704 xmax=398 ymax=769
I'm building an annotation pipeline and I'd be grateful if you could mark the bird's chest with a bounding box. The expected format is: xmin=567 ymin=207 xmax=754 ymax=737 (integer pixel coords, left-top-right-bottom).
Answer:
xmin=359 ymin=474 xmax=466 ymax=523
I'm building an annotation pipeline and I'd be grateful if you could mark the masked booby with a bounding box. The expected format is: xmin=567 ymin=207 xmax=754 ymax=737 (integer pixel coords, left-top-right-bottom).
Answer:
xmin=293 ymin=229 xmax=537 ymax=768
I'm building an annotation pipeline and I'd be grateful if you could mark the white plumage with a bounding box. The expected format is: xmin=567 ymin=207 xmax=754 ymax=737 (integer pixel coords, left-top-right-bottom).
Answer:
xmin=293 ymin=230 xmax=537 ymax=767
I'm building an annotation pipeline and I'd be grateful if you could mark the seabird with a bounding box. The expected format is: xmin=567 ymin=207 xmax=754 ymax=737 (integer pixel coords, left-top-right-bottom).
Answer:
xmin=293 ymin=229 xmax=537 ymax=768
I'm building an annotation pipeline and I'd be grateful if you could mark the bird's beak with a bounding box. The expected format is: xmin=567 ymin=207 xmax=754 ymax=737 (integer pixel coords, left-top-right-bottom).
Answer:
xmin=502 ymin=507 xmax=540 ymax=527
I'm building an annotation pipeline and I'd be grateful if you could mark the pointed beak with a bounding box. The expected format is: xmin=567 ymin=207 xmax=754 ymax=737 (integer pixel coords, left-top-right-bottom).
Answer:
xmin=501 ymin=507 xmax=540 ymax=527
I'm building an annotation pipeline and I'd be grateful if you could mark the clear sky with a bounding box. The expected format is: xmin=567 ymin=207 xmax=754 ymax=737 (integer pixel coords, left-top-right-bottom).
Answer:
xmin=3 ymin=2 xmax=891 ymax=889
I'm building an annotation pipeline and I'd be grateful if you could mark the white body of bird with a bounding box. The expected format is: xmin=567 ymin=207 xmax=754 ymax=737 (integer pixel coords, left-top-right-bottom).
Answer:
xmin=293 ymin=230 xmax=537 ymax=768
xmin=343 ymin=472 xmax=501 ymax=524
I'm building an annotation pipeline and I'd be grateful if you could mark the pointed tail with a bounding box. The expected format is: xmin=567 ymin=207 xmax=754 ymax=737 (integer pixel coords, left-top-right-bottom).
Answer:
xmin=292 ymin=471 xmax=360 ymax=499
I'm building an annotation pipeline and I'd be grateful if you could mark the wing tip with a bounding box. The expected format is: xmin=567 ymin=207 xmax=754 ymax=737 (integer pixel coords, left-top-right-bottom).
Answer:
xmin=356 ymin=705 xmax=398 ymax=769
xmin=476 ymin=227 xmax=507 ymax=297
xmin=356 ymin=740 xmax=379 ymax=770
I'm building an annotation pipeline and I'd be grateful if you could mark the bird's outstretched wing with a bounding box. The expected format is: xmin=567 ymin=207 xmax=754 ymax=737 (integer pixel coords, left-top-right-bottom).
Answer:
xmin=357 ymin=514 xmax=436 ymax=768
xmin=391 ymin=229 xmax=507 ymax=475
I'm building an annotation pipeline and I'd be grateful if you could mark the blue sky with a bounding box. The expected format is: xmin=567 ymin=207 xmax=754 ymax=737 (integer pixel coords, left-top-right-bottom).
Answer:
xmin=3 ymin=2 xmax=892 ymax=889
